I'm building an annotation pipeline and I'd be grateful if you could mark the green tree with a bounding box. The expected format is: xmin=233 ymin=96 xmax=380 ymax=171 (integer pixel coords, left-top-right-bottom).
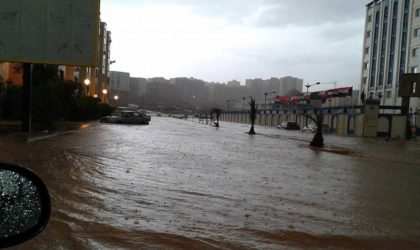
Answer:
xmin=0 ymin=81 xmax=22 ymax=120
xmin=302 ymin=111 xmax=324 ymax=148
xmin=1 ymin=64 xmax=113 ymax=127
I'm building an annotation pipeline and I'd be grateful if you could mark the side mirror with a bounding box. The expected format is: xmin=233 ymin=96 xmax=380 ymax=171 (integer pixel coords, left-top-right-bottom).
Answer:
xmin=0 ymin=163 xmax=51 ymax=248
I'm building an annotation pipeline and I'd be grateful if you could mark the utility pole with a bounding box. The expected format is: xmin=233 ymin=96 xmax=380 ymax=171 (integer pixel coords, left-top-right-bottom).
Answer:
xmin=22 ymin=63 xmax=32 ymax=133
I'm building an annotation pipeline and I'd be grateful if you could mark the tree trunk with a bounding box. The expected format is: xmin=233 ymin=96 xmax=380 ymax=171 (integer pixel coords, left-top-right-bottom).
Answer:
xmin=249 ymin=125 xmax=255 ymax=134
xmin=310 ymin=127 xmax=324 ymax=147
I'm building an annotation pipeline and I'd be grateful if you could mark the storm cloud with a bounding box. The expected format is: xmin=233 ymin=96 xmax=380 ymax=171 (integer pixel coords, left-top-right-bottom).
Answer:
xmin=101 ymin=0 xmax=367 ymax=90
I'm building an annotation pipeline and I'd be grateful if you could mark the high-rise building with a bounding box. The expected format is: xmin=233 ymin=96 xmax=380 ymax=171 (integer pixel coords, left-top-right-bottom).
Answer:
xmin=110 ymin=71 xmax=130 ymax=92
xmin=71 ymin=21 xmax=112 ymax=101
xmin=129 ymin=77 xmax=147 ymax=96
xmin=361 ymin=0 xmax=420 ymax=111
xmin=245 ymin=77 xmax=303 ymax=102
xmin=97 ymin=22 xmax=112 ymax=97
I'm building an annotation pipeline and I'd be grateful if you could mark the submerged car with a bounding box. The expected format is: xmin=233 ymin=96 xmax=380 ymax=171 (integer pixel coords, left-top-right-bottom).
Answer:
xmin=277 ymin=121 xmax=300 ymax=130
xmin=100 ymin=110 xmax=150 ymax=125
xmin=302 ymin=122 xmax=330 ymax=133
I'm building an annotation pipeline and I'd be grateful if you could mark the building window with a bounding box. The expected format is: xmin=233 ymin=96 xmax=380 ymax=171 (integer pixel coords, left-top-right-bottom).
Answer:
xmin=370 ymin=11 xmax=381 ymax=88
xmin=364 ymin=47 xmax=369 ymax=55
xmin=415 ymin=28 xmax=420 ymax=37
xmin=368 ymin=15 xmax=372 ymax=22
xmin=386 ymin=91 xmax=392 ymax=98
xmin=413 ymin=82 xmax=417 ymax=94
xmin=378 ymin=5 xmax=389 ymax=88
xmin=400 ymin=0 xmax=410 ymax=74
xmin=416 ymin=8 xmax=420 ymax=17
xmin=411 ymin=66 xmax=418 ymax=73
xmin=366 ymin=31 xmax=371 ymax=38
xmin=387 ymin=1 xmax=398 ymax=86
xmin=413 ymin=47 xmax=419 ymax=57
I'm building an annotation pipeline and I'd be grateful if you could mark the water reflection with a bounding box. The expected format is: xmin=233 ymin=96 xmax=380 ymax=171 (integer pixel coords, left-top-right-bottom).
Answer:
xmin=0 ymin=117 xmax=419 ymax=249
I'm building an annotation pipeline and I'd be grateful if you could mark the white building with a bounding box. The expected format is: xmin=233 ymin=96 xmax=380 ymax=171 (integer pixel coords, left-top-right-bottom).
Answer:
xmin=361 ymin=0 xmax=420 ymax=111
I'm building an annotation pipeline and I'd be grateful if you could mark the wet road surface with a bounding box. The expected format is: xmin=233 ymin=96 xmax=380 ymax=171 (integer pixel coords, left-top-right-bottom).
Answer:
xmin=1 ymin=117 xmax=420 ymax=249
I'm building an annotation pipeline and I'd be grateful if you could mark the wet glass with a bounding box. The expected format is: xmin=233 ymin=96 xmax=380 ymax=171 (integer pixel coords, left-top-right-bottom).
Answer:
xmin=0 ymin=169 xmax=42 ymax=239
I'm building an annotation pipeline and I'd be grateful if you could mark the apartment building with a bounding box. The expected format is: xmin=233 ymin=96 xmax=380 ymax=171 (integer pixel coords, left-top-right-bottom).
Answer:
xmin=245 ymin=77 xmax=303 ymax=103
xmin=361 ymin=0 xmax=420 ymax=111
xmin=110 ymin=71 xmax=130 ymax=92
xmin=78 ymin=21 xmax=112 ymax=100
xmin=0 ymin=20 xmax=112 ymax=103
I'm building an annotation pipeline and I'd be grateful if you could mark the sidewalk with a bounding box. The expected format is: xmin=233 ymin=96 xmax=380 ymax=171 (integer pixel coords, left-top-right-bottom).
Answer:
xmin=0 ymin=120 xmax=92 ymax=143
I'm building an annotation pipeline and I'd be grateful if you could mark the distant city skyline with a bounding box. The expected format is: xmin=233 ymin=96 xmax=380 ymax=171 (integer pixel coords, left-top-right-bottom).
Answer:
xmin=101 ymin=0 xmax=366 ymax=91
xmin=109 ymin=71 xmax=304 ymax=110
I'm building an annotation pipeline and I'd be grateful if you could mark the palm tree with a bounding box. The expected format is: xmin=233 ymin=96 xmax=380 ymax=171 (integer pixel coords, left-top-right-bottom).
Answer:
xmin=248 ymin=98 xmax=256 ymax=134
xmin=211 ymin=108 xmax=222 ymax=127
xmin=303 ymin=110 xmax=324 ymax=148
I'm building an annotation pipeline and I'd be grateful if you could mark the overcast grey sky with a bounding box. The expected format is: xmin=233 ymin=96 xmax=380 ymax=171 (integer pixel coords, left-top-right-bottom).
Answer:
xmin=101 ymin=0 xmax=367 ymax=90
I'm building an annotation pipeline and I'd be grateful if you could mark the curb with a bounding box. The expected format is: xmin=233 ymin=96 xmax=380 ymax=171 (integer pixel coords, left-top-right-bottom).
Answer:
xmin=26 ymin=130 xmax=77 ymax=143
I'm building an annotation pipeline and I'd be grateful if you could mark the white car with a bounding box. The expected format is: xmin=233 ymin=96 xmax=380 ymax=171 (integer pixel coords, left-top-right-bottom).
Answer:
xmin=302 ymin=122 xmax=330 ymax=133
xmin=100 ymin=111 xmax=150 ymax=125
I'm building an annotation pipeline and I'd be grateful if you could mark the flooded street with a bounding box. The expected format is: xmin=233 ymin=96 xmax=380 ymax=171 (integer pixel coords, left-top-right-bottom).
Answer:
xmin=1 ymin=117 xmax=420 ymax=249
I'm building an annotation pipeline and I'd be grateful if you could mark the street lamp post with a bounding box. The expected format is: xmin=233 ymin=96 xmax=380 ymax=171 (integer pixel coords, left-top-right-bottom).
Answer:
xmin=305 ymin=82 xmax=320 ymax=94
xmin=192 ymin=96 xmax=196 ymax=116
xmin=242 ymin=96 xmax=253 ymax=123
xmin=264 ymin=90 xmax=276 ymax=125
xmin=264 ymin=90 xmax=276 ymax=113
xmin=226 ymin=99 xmax=231 ymax=112
xmin=84 ymin=79 xmax=90 ymax=96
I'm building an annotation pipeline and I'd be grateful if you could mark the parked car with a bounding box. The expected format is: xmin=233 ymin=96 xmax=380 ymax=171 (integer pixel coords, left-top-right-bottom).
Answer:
xmin=302 ymin=122 xmax=330 ymax=133
xmin=100 ymin=110 xmax=150 ymax=125
xmin=115 ymin=106 xmax=152 ymax=121
xmin=277 ymin=121 xmax=300 ymax=130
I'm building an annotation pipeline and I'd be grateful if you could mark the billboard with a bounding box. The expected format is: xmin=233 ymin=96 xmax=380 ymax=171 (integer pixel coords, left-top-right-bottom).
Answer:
xmin=0 ymin=0 xmax=100 ymax=66
xmin=399 ymin=73 xmax=420 ymax=97
xmin=275 ymin=87 xmax=353 ymax=104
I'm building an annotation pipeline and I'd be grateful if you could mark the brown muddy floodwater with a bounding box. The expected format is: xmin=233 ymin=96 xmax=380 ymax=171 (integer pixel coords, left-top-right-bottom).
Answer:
xmin=1 ymin=117 xmax=419 ymax=249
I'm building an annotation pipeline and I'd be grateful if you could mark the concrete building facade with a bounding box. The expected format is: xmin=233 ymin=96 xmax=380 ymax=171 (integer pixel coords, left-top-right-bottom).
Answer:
xmin=110 ymin=71 xmax=130 ymax=92
xmin=361 ymin=0 xmax=420 ymax=111
xmin=245 ymin=77 xmax=303 ymax=103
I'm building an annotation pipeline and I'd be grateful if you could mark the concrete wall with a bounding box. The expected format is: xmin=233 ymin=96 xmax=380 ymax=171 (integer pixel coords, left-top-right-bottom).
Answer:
xmin=363 ymin=103 xmax=379 ymax=137
xmin=336 ymin=114 xmax=349 ymax=136
xmin=355 ymin=115 xmax=364 ymax=137
xmin=219 ymin=106 xmax=407 ymax=140
xmin=377 ymin=116 xmax=390 ymax=135
xmin=391 ymin=116 xmax=407 ymax=139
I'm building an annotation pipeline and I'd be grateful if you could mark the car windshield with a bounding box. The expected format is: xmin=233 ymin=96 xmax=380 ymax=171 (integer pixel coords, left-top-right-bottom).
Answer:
xmin=1 ymin=1 xmax=419 ymax=249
